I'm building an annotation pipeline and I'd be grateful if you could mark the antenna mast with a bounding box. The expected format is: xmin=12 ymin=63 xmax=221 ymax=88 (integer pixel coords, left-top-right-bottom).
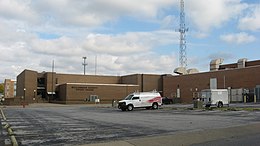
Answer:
xmin=82 ymin=57 xmax=87 ymax=75
xmin=178 ymin=0 xmax=188 ymax=67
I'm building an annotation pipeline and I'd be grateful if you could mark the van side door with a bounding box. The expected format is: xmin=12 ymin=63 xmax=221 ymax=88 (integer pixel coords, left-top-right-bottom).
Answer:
xmin=131 ymin=96 xmax=141 ymax=107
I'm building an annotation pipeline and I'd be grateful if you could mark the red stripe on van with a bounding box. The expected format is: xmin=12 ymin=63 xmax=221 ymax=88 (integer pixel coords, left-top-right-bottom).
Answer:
xmin=148 ymin=96 xmax=162 ymax=103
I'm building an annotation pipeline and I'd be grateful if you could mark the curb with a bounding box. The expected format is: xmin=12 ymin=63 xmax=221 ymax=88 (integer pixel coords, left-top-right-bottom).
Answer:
xmin=0 ymin=108 xmax=6 ymax=120
xmin=1 ymin=108 xmax=18 ymax=146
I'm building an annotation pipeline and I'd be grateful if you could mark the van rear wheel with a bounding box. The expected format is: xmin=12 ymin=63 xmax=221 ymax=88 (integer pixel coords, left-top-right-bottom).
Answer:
xmin=152 ymin=103 xmax=158 ymax=109
xmin=217 ymin=102 xmax=223 ymax=108
xmin=127 ymin=105 xmax=133 ymax=111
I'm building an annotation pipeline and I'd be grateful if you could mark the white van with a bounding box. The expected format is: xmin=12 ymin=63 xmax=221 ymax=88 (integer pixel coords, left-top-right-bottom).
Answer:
xmin=201 ymin=89 xmax=229 ymax=107
xmin=118 ymin=91 xmax=162 ymax=111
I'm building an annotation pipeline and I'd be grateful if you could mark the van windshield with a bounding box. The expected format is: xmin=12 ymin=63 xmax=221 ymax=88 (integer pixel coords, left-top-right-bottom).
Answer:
xmin=124 ymin=94 xmax=134 ymax=100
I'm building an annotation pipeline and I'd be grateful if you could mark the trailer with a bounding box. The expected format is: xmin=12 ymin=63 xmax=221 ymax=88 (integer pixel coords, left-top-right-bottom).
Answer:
xmin=201 ymin=89 xmax=229 ymax=108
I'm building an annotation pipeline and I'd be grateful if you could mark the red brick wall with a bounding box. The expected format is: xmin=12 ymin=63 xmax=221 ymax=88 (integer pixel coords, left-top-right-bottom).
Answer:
xmin=17 ymin=70 xmax=38 ymax=103
xmin=143 ymin=74 xmax=163 ymax=93
xmin=163 ymin=65 xmax=260 ymax=103
xmin=121 ymin=74 xmax=162 ymax=92
xmin=56 ymin=74 xmax=120 ymax=85
xmin=61 ymin=83 xmax=139 ymax=104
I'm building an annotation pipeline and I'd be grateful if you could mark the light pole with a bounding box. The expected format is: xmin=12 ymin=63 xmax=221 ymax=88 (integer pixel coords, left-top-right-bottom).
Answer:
xmin=23 ymin=88 xmax=26 ymax=108
xmin=34 ymin=90 xmax=36 ymax=102
xmin=0 ymin=95 xmax=4 ymax=105
xmin=51 ymin=60 xmax=55 ymax=103
xmin=82 ymin=57 xmax=87 ymax=75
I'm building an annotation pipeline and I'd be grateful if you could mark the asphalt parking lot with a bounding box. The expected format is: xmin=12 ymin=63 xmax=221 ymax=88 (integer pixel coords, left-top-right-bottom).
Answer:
xmin=1 ymin=103 xmax=260 ymax=146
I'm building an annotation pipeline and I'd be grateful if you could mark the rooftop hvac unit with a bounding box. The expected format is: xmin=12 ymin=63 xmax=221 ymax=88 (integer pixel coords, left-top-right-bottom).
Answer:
xmin=187 ymin=68 xmax=199 ymax=74
xmin=210 ymin=58 xmax=224 ymax=71
xmin=174 ymin=67 xmax=187 ymax=75
xmin=237 ymin=58 xmax=247 ymax=68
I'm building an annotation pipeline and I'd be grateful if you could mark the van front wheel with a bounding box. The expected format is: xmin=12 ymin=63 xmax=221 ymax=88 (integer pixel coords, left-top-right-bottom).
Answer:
xmin=152 ymin=103 xmax=158 ymax=109
xmin=127 ymin=105 xmax=134 ymax=111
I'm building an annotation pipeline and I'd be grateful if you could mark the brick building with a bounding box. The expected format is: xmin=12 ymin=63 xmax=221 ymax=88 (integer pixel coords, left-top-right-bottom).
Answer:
xmin=163 ymin=59 xmax=260 ymax=103
xmin=4 ymin=79 xmax=16 ymax=98
xmin=13 ymin=59 xmax=260 ymax=105
xmin=16 ymin=70 xmax=162 ymax=104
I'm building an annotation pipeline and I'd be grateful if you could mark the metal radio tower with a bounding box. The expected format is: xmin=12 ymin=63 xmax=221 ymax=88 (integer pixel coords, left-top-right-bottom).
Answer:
xmin=178 ymin=0 xmax=188 ymax=67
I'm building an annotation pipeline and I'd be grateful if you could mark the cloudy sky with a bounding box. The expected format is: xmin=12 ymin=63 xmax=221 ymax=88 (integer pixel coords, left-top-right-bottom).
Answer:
xmin=0 ymin=0 xmax=259 ymax=82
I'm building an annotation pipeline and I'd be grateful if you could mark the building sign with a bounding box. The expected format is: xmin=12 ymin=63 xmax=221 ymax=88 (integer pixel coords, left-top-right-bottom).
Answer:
xmin=71 ymin=86 xmax=98 ymax=91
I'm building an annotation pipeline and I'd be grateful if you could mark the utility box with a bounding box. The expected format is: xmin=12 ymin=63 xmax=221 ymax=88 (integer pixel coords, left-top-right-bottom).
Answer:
xmin=193 ymin=100 xmax=203 ymax=108
xmin=230 ymin=89 xmax=243 ymax=103
xmin=201 ymin=89 xmax=229 ymax=108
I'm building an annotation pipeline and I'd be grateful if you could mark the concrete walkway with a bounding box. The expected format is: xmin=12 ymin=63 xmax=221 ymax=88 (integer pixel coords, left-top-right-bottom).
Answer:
xmin=82 ymin=122 xmax=260 ymax=146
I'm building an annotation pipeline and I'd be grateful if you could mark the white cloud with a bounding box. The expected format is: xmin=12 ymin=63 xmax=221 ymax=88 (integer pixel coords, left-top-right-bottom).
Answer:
xmin=186 ymin=0 xmax=248 ymax=32
xmin=83 ymin=33 xmax=149 ymax=55
xmin=160 ymin=15 xmax=177 ymax=30
xmin=83 ymin=31 xmax=178 ymax=56
xmin=193 ymin=31 xmax=209 ymax=39
xmin=0 ymin=0 xmax=258 ymax=83
xmin=0 ymin=0 xmax=178 ymax=29
xmin=0 ymin=28 xmax=178 ymax=82
xmin=29 ymin=0 xmax=177 ymax=27
xmin=35 ymin=52 xmax=177 ymax=76
xmin=238 ymin=4 xmax=260 ymax=31
xmin=0 ymin=0 xmax=38 ymax=23
xmin=220 ymin=32 xmax=256 ymax=44
xmin=30 ymin=36 xmax=83 ymax=57
xmin=208 ymin=52 xmax=235 ymax=61
xmin=96 ymin=53 xmax=177 ymax=75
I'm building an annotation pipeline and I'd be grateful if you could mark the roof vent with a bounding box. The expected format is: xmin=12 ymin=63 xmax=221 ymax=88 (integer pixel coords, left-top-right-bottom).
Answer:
xmin=210 ymin=58 xmax=224 ymax=71
xmin=237 ymin=58 xmax=247 ymax=68
xmin=174 ymin=67 xmax=187 ymax=75
xmin=187 ymin=68 xmax=199 ymax=74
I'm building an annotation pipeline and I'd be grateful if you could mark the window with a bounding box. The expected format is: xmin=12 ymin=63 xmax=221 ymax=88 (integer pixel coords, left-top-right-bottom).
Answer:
xmin=37 ymin=78 xmax=45 ymax=86
xmin=132 ymin=96 xmax=140 ymax=100
xmin=125 ymin=94 xmax=134 ymax=100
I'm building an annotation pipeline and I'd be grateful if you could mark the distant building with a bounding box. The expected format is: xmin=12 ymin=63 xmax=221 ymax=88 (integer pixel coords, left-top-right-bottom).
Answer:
xmin=16 ymin=71 xmax=162 ymax=104
xmin=12 ymin=58 xmax=260 ymax=105
xmin=4 ymin=79 xmax=16 ymax=98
